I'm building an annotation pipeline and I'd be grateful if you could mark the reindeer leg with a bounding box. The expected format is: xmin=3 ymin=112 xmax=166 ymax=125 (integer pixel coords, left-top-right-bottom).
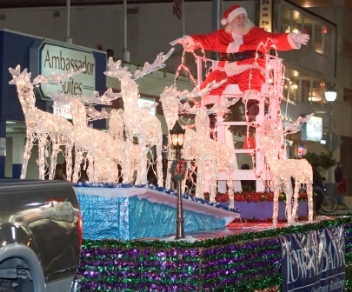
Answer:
xmin=284 ymin=178 xmax=293 ymax=225
xmin=87 ymin=152 xmax=94 ymax=182
xmin=137 ymin=141 xmax=149 ymax=185
xmin=65 ymin=144 xmax=73 ymax=181
xmin=123 ymin=139 xmax=133 ymax=184
xmin=306 ymin=182 xmax=314 ymax=222
xmin=291 ymin=180 xmax=300 ymax=222
xmin=195 ymin=159 xmax=205 ymax=200
xmin=49 ymin=140 xmax=59 ymax=180
xmin=37 ymin=134 xmax=47 ymax=180
xmin=209 ymin=159 xmax=218 ymax=203
xmin=164 ymin=149 xmax=173 ymax=190
xmin=227 ymin=166 xmax=234 ymax=209
xmin=72 ymin=149 xmax=81 ymax=183
xmin=272 ymin=181 xmax=280 ymax=227
xmin=181 ymin=160 xmax=190 ymax=195
xmin=21 ymin=131 xmax=34 ymax=179
xmin=156 ymin=141 xmax=163 ymax=187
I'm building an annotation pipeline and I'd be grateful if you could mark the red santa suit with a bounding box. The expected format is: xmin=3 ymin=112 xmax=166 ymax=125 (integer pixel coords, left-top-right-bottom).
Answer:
xmin=190 ymin=27 xmax=300 ymax=95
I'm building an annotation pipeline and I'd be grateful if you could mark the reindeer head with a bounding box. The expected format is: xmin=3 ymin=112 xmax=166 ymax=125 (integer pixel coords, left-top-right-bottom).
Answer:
xmin=159 ymin=86 xmax=181 ymax=130
xmin=194 ymin=107 xmax=210 ymax=136
xmin=105 ymin=49 xmax=175 ymax=106
xmin=120 ymin=77 xmax=139 ymax=105
xmin=9 ymin=65 xmax=36 ymax=110
xmin=255 ymin=114 xmax=283 ymax=140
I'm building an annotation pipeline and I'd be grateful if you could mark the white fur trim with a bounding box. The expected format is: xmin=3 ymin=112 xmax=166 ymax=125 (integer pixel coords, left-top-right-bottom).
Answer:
xmin=221 ymin=18 xmax=227 ymax=25
xmin=226 ymin=7 xmax=247 ymax=24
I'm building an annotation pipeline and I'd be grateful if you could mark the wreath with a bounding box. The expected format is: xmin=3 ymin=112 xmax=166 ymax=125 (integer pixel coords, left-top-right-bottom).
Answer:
xmin=170 ymin=159 xmax=188 ymax=181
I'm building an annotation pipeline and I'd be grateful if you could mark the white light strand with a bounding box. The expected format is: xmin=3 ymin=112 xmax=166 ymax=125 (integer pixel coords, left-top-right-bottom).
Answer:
xmin=104 ymin=52 xmax=171 ymax=186
xmin=10 ymin=47 xmax=313 ymax=221
xmin=159 ymin=85 xmax=234 ymax=208
xmin=9 ymin=65 xmax=75 ymax=181
xmin=256 ymin=113 xmax=314 ymax=226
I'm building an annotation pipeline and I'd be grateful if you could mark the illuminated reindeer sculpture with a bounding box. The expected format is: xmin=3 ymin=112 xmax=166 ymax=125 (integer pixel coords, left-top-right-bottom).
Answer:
xmin=108 ymin=108 xmax=140 ymax=183
xmin=50 ymin=90 xmax=125 ymax=183
xmin=104 ymin=50 xmax=174 ymax=186
xmin=8 ymin=65 xmax=81 ymax=180
xmin=254 ymin=113 xmax=314 ymax=226
xmin=159 ymin=85 xmax=235 ymax=207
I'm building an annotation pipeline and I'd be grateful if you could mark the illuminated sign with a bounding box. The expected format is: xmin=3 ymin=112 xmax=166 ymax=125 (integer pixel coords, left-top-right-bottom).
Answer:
xmin=301 ymin=116 xmax=323 ymax=142
xmin=259 ymin=0 xmax=273 ymax=32
xmin=30 ymin=41 xmax=96 ymax=101
xmin=53 ymin=103 xmax=72 ymax=120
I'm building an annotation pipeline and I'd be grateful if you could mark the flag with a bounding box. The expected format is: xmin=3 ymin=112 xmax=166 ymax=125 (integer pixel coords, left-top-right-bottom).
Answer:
xmin=173 ymin=0 xmax=181 ymax=20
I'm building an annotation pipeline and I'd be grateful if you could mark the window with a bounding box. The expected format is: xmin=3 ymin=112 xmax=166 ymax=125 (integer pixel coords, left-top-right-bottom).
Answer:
xmin=283 ymin=69 xmax=328 ymax=104
xmin=279 ymin=2 xmax=336 ymax=58
xmin=283 ymin=68 xmax=300 ymax=102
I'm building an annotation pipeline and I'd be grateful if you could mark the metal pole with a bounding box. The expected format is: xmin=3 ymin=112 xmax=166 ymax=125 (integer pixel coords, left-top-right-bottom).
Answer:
xmin=181 ymin=0 xmax=185 ymax=36
xmin=328 ymin=101 xmax=333 ymax=183
xmin=122 ymin=0 xmax=130 ymax=62
xmin=65 ymin=0 xmax=72 ymax=43
xmin=210 ymin=0 xmax=221 ymax=60
xmin=124 ymin=0 xmax=127 ymax=51
xmin=175 ymin=147 xmax=185 ymax=239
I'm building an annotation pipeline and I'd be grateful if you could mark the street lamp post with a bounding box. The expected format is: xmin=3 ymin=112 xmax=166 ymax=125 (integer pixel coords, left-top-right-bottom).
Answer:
xmin=169 ymin=120 xmax=186 ymax=239
xmin=324 ymin=85 xmax=337 ymax=184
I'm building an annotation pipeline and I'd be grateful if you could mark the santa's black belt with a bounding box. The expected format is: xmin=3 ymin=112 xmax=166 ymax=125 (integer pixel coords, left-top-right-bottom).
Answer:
xmin=219 ymin=51 xmax=265 ymax=62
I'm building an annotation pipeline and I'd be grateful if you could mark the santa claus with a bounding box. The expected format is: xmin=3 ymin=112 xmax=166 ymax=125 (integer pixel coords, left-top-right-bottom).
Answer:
xmin=170 ymin=4 xmax=309 ymax=108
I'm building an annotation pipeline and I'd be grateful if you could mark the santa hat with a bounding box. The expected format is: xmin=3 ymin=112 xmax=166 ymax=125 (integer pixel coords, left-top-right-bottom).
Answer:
xmin=221 ymin=4 xmax=247 ymax=26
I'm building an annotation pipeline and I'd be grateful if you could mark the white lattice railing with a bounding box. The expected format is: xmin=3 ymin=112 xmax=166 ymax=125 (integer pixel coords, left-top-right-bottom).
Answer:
xmin=196 ymin=54 xmax=285 ymax=191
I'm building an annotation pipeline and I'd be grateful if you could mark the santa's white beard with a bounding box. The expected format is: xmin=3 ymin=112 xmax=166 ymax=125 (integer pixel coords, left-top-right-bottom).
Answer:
xmin=226 ymin=19 xmax=255 ymax=36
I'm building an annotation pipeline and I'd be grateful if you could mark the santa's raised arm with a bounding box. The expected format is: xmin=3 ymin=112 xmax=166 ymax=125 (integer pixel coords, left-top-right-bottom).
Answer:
xmin=170 ymin=4 xmax=309 ymax=96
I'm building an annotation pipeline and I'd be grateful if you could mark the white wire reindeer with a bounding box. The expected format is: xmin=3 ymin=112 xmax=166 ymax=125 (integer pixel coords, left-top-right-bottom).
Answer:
xmin=104 ymin=50 xmax=174 ymax=186
xmin=254 ymin=113 xmax=314 ymax=226
xmin=108 ymin=108 xmax=140 ymax=184
xmin=8 ymin=65 xmax=81 ymax=180
xmin=193 ymin=106 xmax=234 ymax=204
xmin=160 ymin=85 xmax=236 ymax=208
xmin=50 ymin=90 xmax=125 ymax=183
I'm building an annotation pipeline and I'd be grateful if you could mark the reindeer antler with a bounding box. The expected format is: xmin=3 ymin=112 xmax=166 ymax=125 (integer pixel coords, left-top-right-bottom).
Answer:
xmin=105 ymin=48 xmax=175 ymax=81
xmin=33 ymin=68 xmax=85 ymax=86
xmin=284 ymin=113 xmax=314 ymax=135
xmin=178 ymin=79 xmax=227 ymax=101
xmin=105 ymin=59 xmax=132 ymax=79
xmin=83 ymin=88 xmax=121 ymax=105
xmin=134 ymin=48 xmax=174 ymax=79
xmin=48 ymin=88 xmax=120 ymax=106
xmin=9 ymin=65 xmax=32 ymax=86
xmin=86 ymin=105 xmax=110 ymax=122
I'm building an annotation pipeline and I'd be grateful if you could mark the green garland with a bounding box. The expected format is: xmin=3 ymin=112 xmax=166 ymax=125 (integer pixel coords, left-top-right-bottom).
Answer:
xmin=80 ymin=217 xmax=352 ymax=291
xmin=170 ymin=159 xmax=187 ymax=181
xmin=83 ymin=217 xmax=352 ymax=249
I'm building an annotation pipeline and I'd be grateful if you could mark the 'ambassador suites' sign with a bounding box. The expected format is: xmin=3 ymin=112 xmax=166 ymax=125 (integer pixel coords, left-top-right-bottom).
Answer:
xmin=30 ymin=40 xmax=96 ymax=101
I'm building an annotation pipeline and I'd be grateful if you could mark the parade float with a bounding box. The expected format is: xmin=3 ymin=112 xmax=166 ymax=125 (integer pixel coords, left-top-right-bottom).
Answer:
xmin=9 ymin=45 xmax=351 ymax=291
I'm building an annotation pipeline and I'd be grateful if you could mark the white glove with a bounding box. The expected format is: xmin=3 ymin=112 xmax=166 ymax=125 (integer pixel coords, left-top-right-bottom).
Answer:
xmin=291 ymin=33 xmax=310 ymax=45
xmin=169 ymin=35 xmax=194 ymax=51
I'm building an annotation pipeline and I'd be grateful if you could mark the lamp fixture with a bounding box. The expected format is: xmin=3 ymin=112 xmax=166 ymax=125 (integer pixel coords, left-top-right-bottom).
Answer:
xmin=324 ymin=84 xmax=337 ymax=103
xmin=170 ymin=121 xmax=185 ymax=149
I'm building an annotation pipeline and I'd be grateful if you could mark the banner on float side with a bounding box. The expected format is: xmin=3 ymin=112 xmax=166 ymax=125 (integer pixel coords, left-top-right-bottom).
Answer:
xmin=280 ymin=225 xmax=345 ymax=292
